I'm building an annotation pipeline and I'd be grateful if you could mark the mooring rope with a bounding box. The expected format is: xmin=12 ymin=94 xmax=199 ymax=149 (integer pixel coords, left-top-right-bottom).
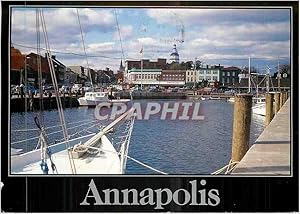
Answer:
xmin=211 ymin=159 xmax=239 ymax=175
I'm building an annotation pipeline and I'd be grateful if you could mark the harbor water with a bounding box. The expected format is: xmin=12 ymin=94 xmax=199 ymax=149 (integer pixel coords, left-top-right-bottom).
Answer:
xmin=10 ymin=99 xmax=264 ymax=174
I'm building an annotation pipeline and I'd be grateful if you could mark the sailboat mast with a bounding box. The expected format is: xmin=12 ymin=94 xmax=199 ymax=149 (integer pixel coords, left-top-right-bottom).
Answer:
xmin=278 ymin=58 xmax=281 ymax=91
xmin=39 ymin=9 xmax=77 ymax=174
xmin=248 ymin=56 xmax=251 ymax=93
xmin=76 ymin=9 xmax=94 ymax=90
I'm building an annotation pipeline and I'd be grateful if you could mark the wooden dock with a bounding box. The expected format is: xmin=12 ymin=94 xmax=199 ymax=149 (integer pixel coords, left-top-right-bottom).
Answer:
xmin=232 ymin=98 xmax=291 ymax=175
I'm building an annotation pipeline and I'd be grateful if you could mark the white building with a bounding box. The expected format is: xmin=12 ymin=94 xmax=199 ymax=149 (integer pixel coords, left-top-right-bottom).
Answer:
xmin=198 ymin=66 xmax=220 ymax=82
xmin=185 ymin=70 xmax=199 ymax=83
xmin=126 ymin=68 xmax=162 ymax=85
xmin=185 ymin=65 xmax=221 ymax=85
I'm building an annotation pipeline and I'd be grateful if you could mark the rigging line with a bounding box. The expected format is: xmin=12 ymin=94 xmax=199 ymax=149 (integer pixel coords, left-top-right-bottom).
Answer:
xmin=36 ymin=9 xmax=44 ymax=127
xmin=114 ymin=9 xmax=125 ymax=62
xmin=55 ymin=122 xmax=100 ymax=143
xmin=87 ymin=146 xmax=167 ymax=175
xmin=12 ymin=118 xmax=98 ymax=132
xmin=11 ymin=118 xmax=99 ymax=144
xmin=76 ymin=9 xmax=93 ymax=89
xmin=12 ymin=43 xmax=122 ymax=60
xmin=11 ymin=43 xmax=291 ymax=62
xmin=40 ymin=10 xmax=76 ymax=174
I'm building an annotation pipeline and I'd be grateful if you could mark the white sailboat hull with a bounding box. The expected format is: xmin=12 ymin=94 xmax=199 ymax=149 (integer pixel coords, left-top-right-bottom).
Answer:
xmin=11 ymin=133 xmax=122 ymax=174
xmin=78 ymin=97 xmax=131 ymax=106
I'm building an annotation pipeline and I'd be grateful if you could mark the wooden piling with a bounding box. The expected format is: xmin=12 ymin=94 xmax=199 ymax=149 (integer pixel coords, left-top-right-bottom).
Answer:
xmin=231 ymin=94 xmax=252 ymax=162
xmin=274 ymin=92 xmax=280 ymax=114
xmin=283 ymin=91 xmax=288 ymax=104
xmin=280 ymin=91 xmax=285 ymax=107
xmin=265 ymin=93 xmax=274 ymax=127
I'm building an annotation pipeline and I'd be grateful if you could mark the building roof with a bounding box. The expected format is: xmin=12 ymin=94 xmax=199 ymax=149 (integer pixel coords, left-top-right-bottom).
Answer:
xmin=222 ymin=66 xmax=241 ymax=71
xmin=11 ymin=47 xmax=25 ymax=70
xmin=26 ymin=52 xmax=50 ymax=73
xmin=128 ymin=68 xmax=162 ymax=73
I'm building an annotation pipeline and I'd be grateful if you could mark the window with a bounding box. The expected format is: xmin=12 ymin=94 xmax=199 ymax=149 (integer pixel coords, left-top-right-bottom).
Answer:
xmin=227 ymin=72 xmax=230 ymax=76
xmin=199 ymin=76 xmax=204 ymax=80
xmin=227 ymin=78 xmax=230 ymax=83
xmin=222 ymin=78 xmax=225 ymax=83
xmin=200 ymin=70 xmax=204 ymax=74
xmin=187 ymin=72 xmax=189 ymax=75
xmin=213 ymin=70 xmax=218 ymax=74
xmin=207 ymin=76 xmax=211 ymax=80
xmin=232 ymin=71 xmax=235 ymax=76
xmin=187 ymin=77 xmax=190 ymax=82
xmin=213 ymin=76 xmax=218 ymax=80
xmin=222 ymin=71 xmax=225 ymax=76
xmin=206 ymin=70 xmax=211 ymax=74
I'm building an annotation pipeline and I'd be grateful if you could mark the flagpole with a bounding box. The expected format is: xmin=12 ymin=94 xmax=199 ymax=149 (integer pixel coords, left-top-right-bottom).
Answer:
xmin=140 ymin=47 xmax=143 ymax=90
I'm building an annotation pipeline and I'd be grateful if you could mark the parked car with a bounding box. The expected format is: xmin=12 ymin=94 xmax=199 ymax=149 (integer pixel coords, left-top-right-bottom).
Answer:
xmin=43 ymin=84 xmax=54 ymax=95
xmin=59 ymin=85 xmax=71 ymax=94
xmin=71 ymin=84 xmax=82 ymax=94
xmin=11 ymin=85 xmax=19 ymax=95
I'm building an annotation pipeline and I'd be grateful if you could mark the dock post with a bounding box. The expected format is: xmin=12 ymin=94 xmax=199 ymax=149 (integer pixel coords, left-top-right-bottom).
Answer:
xmin=280 ymin=91 xmax=284 ymax=107
xmin=283 ymin=91 xmax=288 ymax=104
xmin=274 ymin=92 xmax=280 ymax=114
xmin=231 ymin=94 xmax=252 ymax=162
xmin=265 ymin=93 xmax=274 ymax=126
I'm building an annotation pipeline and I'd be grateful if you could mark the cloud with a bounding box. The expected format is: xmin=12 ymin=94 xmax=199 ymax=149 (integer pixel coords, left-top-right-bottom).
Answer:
xmin=10 ymin=8 xmax=291 ymax=71
xmin=113 ymin=25 xmax=133 ymax=40
xmin=11 ymin=8 xmax=115 ymax=47
xmin=146 ymin=9 xmax=290 ymax=26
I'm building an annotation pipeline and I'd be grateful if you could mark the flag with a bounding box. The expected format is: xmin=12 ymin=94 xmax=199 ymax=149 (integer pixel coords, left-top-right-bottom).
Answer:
xmin=140 ymin=47 xmax=143 ymax=54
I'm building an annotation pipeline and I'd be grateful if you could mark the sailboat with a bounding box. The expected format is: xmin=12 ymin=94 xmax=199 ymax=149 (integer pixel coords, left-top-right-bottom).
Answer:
xmin=78 ymin=91 xmax=131 ymax=106
xmin=11 ymin=107 xmax=136 ymax=174
xmin=75 ymin=9 xmax=130 ymax=107
xmin=11 ymin=9 xmax=136 ymax=175
xmin=251 ymin=66 xmax=274 ymax=116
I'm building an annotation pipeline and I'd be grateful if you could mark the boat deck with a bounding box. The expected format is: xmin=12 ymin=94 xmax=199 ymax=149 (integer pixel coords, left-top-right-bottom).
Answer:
xmin=11 ymin=135 xmax=121 ymax=175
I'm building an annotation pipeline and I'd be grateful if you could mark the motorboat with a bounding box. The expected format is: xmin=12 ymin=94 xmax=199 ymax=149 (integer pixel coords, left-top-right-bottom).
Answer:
xmin=78 ymin=92 xmax=131 ymax=106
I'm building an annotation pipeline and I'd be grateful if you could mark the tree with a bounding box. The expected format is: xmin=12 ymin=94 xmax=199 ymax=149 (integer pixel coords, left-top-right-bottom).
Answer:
xmin=242 ymin=66 xmax=257 ymax=73
xmin=279 ymin=64 xmax=290 ymax=74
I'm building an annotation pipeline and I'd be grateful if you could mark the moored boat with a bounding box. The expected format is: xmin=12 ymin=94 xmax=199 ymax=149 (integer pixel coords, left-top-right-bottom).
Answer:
xmin=78 ymin=91 xmax=131 ymax=106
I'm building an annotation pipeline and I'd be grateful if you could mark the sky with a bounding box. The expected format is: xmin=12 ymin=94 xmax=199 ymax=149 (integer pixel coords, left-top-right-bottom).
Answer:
xmin=11 ymin=7 xmax=291 ymax=73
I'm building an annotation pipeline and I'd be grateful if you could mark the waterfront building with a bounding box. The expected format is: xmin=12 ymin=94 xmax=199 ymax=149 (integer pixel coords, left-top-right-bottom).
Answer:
xmin=96 ymin=68 xmax=116 ymax=85
xmin=126 ymin=68 xmax=162 ymax=85
xmin=159 ymin=70 xmax=186 ymax=86
xmin=185 ymin=64 xmax=222 ymax=86
xmin=50 ymin=54 xmax=67 ymax=84
xmin=68 ymin=65 xmax=88 ymax=83
xmin=124 ymin=58 xmax=167 ymax=84
xmin=185 ymin=69 xmax=198 ymax=84
xmin=10 ymin=47 xmax=25 ymax=85
xmin=219 ymin=66 xmax=241 ymax=86
xmin=64 ymin=67 xmax=77 ymax=85
xmin=125 ymin=57 xmax=185 ymax=86
xmin=19 ymin=52 xmax=51 ymax=85
xmin=198 ymin=64 xmax=222 ymax=83
xmin=169 ymin=44 xmax=179 ymax=63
